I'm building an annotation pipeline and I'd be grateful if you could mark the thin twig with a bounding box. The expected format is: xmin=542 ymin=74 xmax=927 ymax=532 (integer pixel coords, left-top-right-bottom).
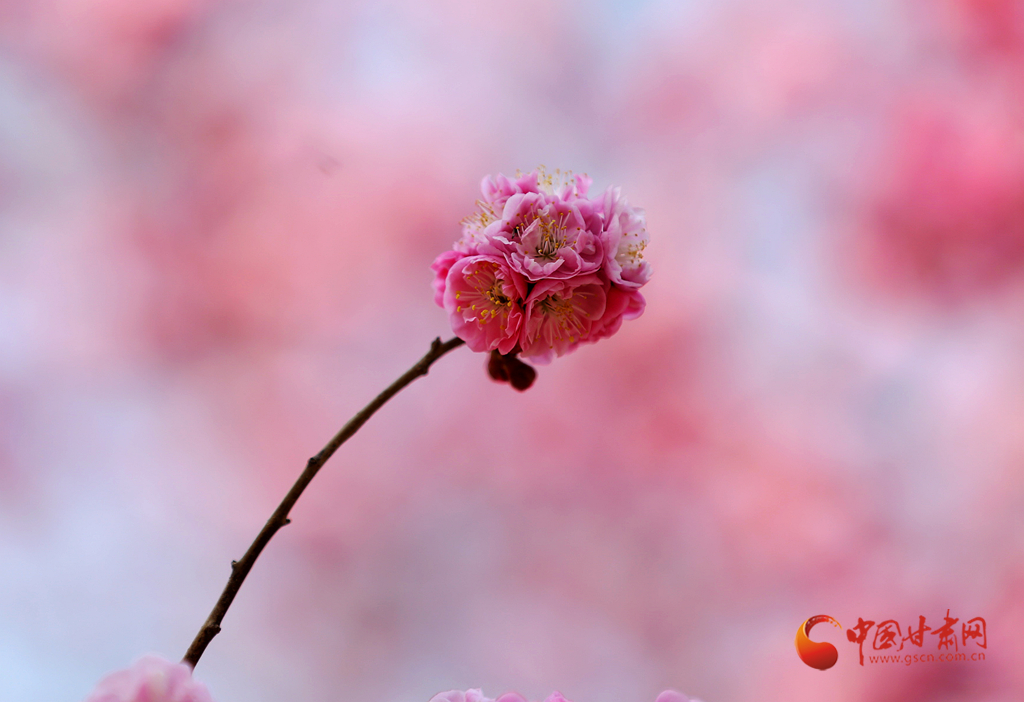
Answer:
xmin=182 ymin=336 xmax=466 ymax=668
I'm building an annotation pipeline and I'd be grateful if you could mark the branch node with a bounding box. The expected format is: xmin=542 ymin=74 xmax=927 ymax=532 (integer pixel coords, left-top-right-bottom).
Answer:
xmin=230 ymin=560 xmax=238 ymax=569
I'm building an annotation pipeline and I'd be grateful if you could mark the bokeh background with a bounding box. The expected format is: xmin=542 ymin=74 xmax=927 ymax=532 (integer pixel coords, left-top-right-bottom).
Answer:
xmin=2 ymin=0 xmax=1024 ymax=700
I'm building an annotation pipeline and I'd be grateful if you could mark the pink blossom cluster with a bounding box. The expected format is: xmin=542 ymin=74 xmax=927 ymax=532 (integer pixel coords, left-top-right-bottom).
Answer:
xmin=432 ymin=169 xmax=651 ymax=365
xmin=83 ymin=656 xmax=213 ymax=702
xmin=430 ymin=689 xmax=699 ymax=702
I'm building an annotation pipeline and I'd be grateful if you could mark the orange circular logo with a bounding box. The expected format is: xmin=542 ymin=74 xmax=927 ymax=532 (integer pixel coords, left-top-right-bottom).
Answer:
xmin=795 ymin=615 xmax=842 ymax=670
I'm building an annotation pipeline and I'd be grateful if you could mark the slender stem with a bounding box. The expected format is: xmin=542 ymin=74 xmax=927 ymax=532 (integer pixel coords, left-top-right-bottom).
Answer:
xmin=182 ymin=336 xmax=466 ymax=669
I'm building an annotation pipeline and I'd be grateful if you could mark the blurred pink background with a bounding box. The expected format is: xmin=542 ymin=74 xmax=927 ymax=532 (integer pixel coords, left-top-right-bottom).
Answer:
xmin=1 ymin=0 xmax=1023 ymax=700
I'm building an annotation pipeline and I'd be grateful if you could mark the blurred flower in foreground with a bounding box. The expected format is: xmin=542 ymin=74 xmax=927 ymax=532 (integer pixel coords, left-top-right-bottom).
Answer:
xmin=432 ymin=168 xmax=650 ymax=388
xmin=430 ymin=689 xmax=700 ymax=702
xmin=84 ymin=656 xmax=213 ymax=702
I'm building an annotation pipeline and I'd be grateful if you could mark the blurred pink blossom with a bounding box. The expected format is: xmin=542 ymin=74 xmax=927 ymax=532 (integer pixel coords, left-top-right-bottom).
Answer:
xmin=1 ymin=0 xmax=211 ymax=107
xmin=860 ymin=90 xmax=1024 ymax=297
xmin=429 ymin=690 xmax=698 ymax=702
xmin=933 ymin=0 xmax=1024 ymax=57
xmin=84 ymin=656 xmax=213 ymax=702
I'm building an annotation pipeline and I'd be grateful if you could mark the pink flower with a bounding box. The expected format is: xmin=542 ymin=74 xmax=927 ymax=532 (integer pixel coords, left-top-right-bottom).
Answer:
xmin=590 ymin=285 xmax=647 ymax=342
xmin=520 ymin=274 xmax=608 ymax=364
xmin=431 ymin=249 xmax=466 ymax=307
xmin=429 ymin=690 xmax=497 ymax=702
xmin=433 ymin=168 xmax=652 ymax=382
xmin=455 ymin=171 xmax=550 ymax=255
xmin=490 ymin=192 xmax=605 ymax=281
xmin=442 ymin=254 xmax=527 ymax=354
xmin=481 ymin=170 xmax=544 ymax=208
xmin=595 ymin=187 xmax=652 ymax=290
xmin=428 ymin=693 xmax=496 ymax=702
xmin=428 ymin=690 xmax=699 ymax=702
xmin=84 ymin=655 xmax=214 ymax=702
xmin=655 ymin=691 xmax=703 ymax=702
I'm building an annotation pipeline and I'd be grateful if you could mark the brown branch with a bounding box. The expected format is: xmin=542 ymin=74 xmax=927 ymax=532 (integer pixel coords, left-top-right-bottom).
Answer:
xmin=182 ymin=335 xmax=466 ymax=669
